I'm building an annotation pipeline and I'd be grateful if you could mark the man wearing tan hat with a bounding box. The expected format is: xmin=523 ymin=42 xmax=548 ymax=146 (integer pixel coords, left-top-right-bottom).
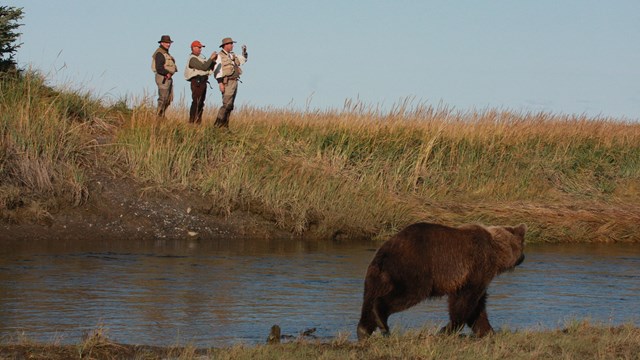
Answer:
xmin=213 ymin=37 xmax=248 ymax=128
xmin=184 ymin=40 xmax=217 ymax=124
xmin=151 ymin=35 xmax=177 ymax=118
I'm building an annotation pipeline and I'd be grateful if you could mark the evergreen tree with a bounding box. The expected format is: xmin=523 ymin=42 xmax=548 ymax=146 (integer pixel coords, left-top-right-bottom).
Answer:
xmin=0 ymin=6 xmax=24 ymax=73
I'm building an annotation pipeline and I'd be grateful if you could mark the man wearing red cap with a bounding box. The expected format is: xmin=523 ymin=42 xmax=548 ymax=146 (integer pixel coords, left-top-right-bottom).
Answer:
xmin=151 ymin=35 xmax=177 ymax=118
xmin=213 ymin=37 xmax=248 ymax=128
xmin=184 ymin=40 xmax=217 ymax=124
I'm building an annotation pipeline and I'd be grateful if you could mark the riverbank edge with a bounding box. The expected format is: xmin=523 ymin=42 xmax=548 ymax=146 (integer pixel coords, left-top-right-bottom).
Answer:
xmin=2 ymin=322 xmax=638 ymax=359
xmin=0 ymin=169 xmax=298 ymax=243
xmin=2 ymin=168 xmax=640 ymax=244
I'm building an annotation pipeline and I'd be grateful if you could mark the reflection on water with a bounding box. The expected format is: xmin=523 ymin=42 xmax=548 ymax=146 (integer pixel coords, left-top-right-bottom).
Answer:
xmin=0 ymin=239 xmax=638 ymax=346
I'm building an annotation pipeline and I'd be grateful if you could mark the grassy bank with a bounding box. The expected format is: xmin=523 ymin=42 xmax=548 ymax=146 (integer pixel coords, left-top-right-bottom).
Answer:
xmin=0 ymin=71 xmax=106 ymax=223
xmin=2 ymin=72 xmax=640 ymax=242
xmin=2 ymin=322 xmax=639 ymax=359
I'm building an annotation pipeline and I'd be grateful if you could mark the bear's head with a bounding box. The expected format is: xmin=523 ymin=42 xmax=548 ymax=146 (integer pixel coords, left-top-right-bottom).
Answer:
xmin=487 ymin=223 xmax=527 ymax=272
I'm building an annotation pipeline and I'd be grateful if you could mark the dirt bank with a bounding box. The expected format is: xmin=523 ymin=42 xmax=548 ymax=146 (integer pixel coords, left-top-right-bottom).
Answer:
xmin=0 ymin=171 xmax=295 ymax=242
xmin=3 ymin=169 xmax=640 ymax=243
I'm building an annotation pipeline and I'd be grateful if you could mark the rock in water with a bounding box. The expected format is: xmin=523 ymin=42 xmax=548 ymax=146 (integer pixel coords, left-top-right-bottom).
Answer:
xmin=267 ymin=325 xmax=281 ymax=344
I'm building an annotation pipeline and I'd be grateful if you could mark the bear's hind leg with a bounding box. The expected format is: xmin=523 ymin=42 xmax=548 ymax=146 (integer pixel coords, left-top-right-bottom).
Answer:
xmin=357 ymin=297 xmax=379 ymax=340
xmin=357 ymin=298 xmax=391 ymax=340
xmin=357 ymin=321 xmax=376 ymax=341
xmin=373 ymin=299 xmax=391 ymax=337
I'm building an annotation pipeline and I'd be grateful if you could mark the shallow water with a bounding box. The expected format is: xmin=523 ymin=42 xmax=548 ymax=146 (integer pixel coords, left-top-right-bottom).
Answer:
xmin=0 ymin=238 xmax=638 ymax=346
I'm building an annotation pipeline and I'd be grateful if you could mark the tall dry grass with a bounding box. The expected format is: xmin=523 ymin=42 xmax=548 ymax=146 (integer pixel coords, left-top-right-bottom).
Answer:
xmin=0 ymin=72 xmax=102 ymax=222
xmin=110 ymin=99 xmax=640 ymax=242
xmin=3 ymin=72 xmax=639 ymax=242
xmin=0 ymin=71 xmax=128 ymax=222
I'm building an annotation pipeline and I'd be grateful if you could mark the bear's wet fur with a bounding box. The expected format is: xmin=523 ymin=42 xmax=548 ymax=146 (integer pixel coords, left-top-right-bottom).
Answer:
xmin=357 ymin=222 xmax=526 ymax=340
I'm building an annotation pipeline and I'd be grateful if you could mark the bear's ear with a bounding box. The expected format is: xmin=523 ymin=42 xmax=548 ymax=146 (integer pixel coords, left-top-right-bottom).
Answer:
xmin=512 ymin=223 xmax=527 ymax=238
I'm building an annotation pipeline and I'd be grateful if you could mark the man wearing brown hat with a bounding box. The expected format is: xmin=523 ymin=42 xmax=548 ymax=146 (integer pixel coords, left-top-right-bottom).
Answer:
xmin=151 ymin=35 xmax=177 ymax=118
xmin=213 ymin=37 xmax=248 ymax=128
xmin=184 ymin=40 xmax=217 ymax=124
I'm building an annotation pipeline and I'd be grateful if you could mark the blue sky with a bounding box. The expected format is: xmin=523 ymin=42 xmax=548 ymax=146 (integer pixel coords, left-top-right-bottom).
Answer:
xmin=6 ymin=0 xmax=640 ymax=119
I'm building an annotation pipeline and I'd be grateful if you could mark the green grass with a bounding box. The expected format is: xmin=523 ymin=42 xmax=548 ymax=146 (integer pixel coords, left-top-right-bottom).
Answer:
xmin=2 ymin=72 xmax=640 ymax=242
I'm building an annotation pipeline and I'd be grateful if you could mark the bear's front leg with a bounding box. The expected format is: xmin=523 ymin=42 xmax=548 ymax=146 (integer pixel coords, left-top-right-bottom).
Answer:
xmin=440 ymin=292 xmax=469 ymax=335
xmin=469 ymin=307 xmax=494 ymax=337
xmin=466 ymin=291 xmax=494 ymax=337
xmin=444 ymin=288 xmax=493 ymax=336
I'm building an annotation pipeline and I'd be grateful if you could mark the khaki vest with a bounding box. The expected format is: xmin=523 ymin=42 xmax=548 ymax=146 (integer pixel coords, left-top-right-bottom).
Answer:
xmin=151 ymin=47 xmax=177 ymax=74
xmin=184 ymin=54 xmax=211 ymax=80
xmin=215 ymin=50 xmax=242 ymax=79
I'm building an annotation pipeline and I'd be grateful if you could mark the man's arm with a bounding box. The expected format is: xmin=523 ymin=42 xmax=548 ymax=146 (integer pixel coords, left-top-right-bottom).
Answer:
xmin=155 ymin=52 xmax=168 ymax=75
xmin=189 ymin=54 xmax=217 ymax=71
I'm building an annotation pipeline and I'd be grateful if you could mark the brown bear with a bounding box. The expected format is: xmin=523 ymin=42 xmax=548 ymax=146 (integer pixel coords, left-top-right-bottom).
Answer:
xmin=357 ymin=222 xmax=526 ymax=340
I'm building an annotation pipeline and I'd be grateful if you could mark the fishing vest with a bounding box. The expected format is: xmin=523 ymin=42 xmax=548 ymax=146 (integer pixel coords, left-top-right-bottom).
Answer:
xmin=151 ymin=47 xmax=177 ymax=74
xmin=184 ymin=54 xmax=211 ymax=80
xmin=214 ymin=50 xmax=243 ymax=79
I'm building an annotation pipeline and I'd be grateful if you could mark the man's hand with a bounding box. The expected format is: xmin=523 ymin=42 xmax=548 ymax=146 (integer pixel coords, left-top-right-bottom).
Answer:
xmin=210 ymin=51 xmax=217 ymax=59
xmin=219 ymin=83 xmax=225 ymax=93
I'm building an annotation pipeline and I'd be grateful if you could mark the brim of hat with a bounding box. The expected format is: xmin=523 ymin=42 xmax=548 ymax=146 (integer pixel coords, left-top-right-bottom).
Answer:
xmin=219 ymin=41 xmax=236 ymax=47
xmin=158 ymin=40 xmax=174 ymax=43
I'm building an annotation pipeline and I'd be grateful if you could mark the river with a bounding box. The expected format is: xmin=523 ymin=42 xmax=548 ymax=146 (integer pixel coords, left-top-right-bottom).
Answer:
xmin=0 ymin=238 xmax=638 ymax=347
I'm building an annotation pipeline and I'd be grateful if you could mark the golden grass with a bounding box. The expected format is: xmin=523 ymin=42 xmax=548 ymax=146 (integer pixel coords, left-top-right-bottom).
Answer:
xmin=107 ymin=100 xmax=640 ymax=242
xmin=0 ymin=72 xmax=99 ymax=222
xmin=2 ymin=321 xmax=638 ymax=360
xmin=2 ymin=72 xmax=640 ymax=242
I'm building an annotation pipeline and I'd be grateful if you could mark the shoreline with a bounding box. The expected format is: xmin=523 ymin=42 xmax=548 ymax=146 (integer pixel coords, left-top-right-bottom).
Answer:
xmin=1 ymin=171 xmax=297 ymax=243
xmin=3 ymin=170 xmax=639 ymax=244
xmin=2 ymin=322 xmax=638 ymax=359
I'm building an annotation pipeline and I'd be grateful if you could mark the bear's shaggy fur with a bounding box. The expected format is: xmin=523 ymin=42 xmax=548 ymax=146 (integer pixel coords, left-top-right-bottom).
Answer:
xmin=357 ymin=222 xmax=526 ymax=340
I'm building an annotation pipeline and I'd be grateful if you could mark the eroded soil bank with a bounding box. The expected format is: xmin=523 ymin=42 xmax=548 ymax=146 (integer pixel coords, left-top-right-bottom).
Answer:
xmin=1 ymin=171 xmax=296 ymax=243
xmin=3 ymin=168 xmax=640 ymax=244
